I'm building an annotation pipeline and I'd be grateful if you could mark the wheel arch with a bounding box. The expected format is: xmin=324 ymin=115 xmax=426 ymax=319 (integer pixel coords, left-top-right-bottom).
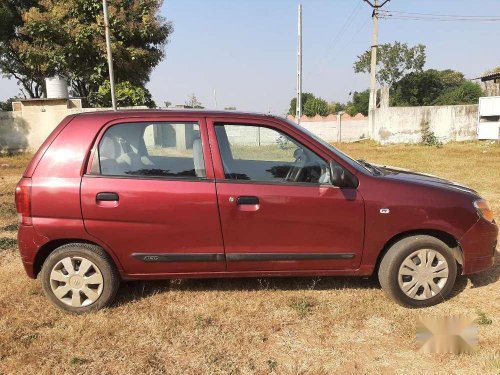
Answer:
xmin=374 ymin=229 xmax=463 ymax=275
xmin=33 ymin=239 xmax=122 ymax=278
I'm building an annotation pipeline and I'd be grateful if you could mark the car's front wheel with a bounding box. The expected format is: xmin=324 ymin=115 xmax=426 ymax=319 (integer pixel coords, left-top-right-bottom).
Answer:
xmin=41 ymin=243 xmax=120 ymax=313
xmin=378 ymin=235 xmax=458 ymax=308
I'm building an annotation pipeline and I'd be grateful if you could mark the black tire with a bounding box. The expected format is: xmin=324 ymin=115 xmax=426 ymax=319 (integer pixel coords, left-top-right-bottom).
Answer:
xmin=40 ymin=243 xmax=120 ymax=314
xmin=378 ymin=235 xmax=457 ymax=308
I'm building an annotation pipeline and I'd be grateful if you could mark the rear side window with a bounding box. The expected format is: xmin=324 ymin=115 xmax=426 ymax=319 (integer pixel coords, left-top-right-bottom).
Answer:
xmin=94 ymin=122 xmax=206 ymax=178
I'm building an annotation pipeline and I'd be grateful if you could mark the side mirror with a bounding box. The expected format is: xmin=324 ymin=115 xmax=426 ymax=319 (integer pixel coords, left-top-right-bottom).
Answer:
xmin=329 ymin=161 xmax=357 ymax=188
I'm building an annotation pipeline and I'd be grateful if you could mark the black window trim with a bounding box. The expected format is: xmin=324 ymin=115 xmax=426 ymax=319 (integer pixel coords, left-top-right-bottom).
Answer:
xmin=83 ymin=173 xmax=215 ymax=183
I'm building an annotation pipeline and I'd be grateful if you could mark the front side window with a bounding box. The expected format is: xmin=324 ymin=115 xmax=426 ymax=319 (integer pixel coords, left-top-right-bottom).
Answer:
xmin=96 ymin=122 xmax=206 ymax=178
xmin=215 ymin=124 xmax=330 ymax=184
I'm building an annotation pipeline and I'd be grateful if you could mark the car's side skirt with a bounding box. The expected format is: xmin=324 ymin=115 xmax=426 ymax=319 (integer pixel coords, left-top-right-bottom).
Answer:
xmin=132 ymin=252 xmax=355 ymax=263
xmin=226 ymin=253 xmax=355 ymax=261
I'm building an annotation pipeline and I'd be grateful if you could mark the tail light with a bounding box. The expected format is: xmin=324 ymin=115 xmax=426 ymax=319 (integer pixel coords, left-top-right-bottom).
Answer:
xmin=15 ymin=178 xmax=32 ymax=225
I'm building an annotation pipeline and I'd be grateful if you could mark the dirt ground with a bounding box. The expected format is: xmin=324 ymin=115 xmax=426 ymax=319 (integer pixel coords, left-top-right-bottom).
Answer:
xmin=0 ymin=142 xmax=498 ymax=374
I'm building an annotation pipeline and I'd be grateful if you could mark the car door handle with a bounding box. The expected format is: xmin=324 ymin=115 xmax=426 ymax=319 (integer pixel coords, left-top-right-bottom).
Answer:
xmin=237 ymin=196 xmax=259 ymax=205
xmin=96 ymin=192 xmax=119 ymax=202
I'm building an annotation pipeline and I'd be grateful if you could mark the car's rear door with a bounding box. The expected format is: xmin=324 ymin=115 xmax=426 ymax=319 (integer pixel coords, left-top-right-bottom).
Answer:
xmin=81 ymin=116 xmax=225 ymax=276
xmin=207 ymin=117 xmax=365 ymax=272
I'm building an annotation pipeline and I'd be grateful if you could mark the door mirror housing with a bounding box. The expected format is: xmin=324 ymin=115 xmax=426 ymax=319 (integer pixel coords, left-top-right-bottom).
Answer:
xmin=329 ymin=161 xmax=358 ymax=188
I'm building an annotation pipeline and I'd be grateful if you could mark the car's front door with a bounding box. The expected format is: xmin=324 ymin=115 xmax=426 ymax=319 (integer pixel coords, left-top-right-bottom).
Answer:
xmin=208 ymin=118 xmax=365 ymax=272
xmin=81 ymin=117 xmax=225 ymax=276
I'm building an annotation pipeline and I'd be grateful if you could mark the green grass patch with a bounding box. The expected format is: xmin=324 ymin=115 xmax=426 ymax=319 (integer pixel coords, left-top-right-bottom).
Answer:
xmin=0 ymin=237 xmax=17 ymax=250
xmin=2 ymin=223 xmax=18 ymax=232
xmin=289 ymin=296 xmax=316 ymax=318
xmin=476 ymin=311 xmax=493 ymax=326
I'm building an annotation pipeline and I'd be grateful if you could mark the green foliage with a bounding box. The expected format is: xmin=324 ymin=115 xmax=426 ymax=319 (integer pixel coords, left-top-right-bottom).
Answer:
xmin=0 ymin=0 xmax=42 ymax=97
xmin=476 ymin=311 xmax=492 ymax=326
xmin=289 ymin=93 xmax=330 ymax=117
xmin=289 ymin=296 xmax=316 ymax=318
xmin=224 ymin=106 xmax=236 ymax=110
xmin=433 ymin=81 xmax=483 ymax=105
xmin=0 ymin=237 xmax=17 ymax=250
xmin=345 ymin=90 xmax=369 ymax=116
xmin=420 ymin=120 xmax=442 ymax=146
xmin=185 ymin=94 xmax=204 ymax=109
xmin=289 ymin=92 xmax=369 ymax=118
xmin=327 ymin=101 xmax=345 ymax=115
xmin=303 ymin=97 xmax=329 ymax=117
xmin=69 ymin=357 xmax=89 ymax=366
xmin=1 ymin=223 xmax=18 ymax=231
xmin=0 ymin=97 xmax=18 ymax=111
xmin=391 ymin=69 xmax=483 ymax=107
xmin=89 ymin=81 xmax=155 ymax=108
xmin=194 ymin=314 xmax=213 ymax=329
xmin=0 ymin=0 xmax=172 ymax=99
xmin=267 ymin=359 xmax=278 ymax=372
xmin=354 ymin=42 xmax=426 ymax=87
xmin=288 ymin=92 xmax=315 ymax=115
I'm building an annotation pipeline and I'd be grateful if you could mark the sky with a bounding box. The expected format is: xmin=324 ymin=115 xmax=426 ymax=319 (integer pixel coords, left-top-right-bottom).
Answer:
xmin=1 ymin=0 xmax=500 ymax=115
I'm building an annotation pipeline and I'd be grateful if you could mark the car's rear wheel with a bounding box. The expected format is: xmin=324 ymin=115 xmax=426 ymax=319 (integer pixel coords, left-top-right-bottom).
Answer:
xmin=41 ymin=243 xmax=120 ymax=313
xmin=378 ymin=235 xmax=457 ymax=308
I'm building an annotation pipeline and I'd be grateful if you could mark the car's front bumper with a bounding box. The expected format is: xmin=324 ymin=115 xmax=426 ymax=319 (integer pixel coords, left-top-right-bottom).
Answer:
xmin=459 ymin=218 xmax=498 ymax=274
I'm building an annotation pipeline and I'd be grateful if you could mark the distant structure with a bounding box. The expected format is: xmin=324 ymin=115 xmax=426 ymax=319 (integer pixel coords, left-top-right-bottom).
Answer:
xmin=476 ymin=71 xmax=500 ymax=97
xmin=45 ymin=76 xmax=69 ymax=99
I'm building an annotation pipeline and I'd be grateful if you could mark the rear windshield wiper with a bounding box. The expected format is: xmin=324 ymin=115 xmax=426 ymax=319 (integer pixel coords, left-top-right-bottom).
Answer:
xmin=357 ymin=159 xmax=382 ymax=175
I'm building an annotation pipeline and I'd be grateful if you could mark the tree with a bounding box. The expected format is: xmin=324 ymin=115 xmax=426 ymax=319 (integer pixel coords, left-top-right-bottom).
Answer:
xmin=303 ymin=97 xmax=329 ymax=117
xmin=0 ymin=0 xmax=172 ymax=99
xmin=288 ymin=92 xmax=315 ymax=115
xmin=345 ymin=90 xmax=369 ymax=116
xmin=185 ymin=94 xmax=204 ymax=109
xmin=224 ymin=106 xmax=236 ymax=110
xmin=433 ymin=81 xmax=483 ymax=105
xmin=0 ymin=96 xmax=19 ymax=111
xmin=0 ymin=0 xmax=43 ymax=97
xmin=327 ymin=102 xmax=345 ymax=115
xmin=164 ymin=101 xmax=172 ymax=108
xmin=354 ymin=42 xmax=426 ymax=87
xmin=390 ymin=69 xmax=483 ymax=106
xmin=89 ymin=81 xmax=155 ymax=108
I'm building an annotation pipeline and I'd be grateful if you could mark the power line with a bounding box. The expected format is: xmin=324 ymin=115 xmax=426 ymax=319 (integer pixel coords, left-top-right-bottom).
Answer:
xmin=311 ymin=1 xmax=363 ymax=73
xmin=380 ymin=15 xmax=500 ymax=22
xmin=328 ymin=18 xmax=370 ymax=66
xmin=379 ymin=9 xmax=500 ymax=22
xmin=325 ymin=2 xmax=363 ymax=54
xmin=380 ymin=9 xmax=500 ymax=18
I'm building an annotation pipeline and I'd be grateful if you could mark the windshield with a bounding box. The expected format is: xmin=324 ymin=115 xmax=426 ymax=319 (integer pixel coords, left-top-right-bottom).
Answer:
xmin=285 ymin=119 xmax=373 ymax=174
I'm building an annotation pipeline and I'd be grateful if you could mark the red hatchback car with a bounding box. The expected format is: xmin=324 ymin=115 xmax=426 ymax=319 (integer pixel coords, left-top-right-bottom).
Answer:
xmin=16 ymin=110 xmax=497 ymax=313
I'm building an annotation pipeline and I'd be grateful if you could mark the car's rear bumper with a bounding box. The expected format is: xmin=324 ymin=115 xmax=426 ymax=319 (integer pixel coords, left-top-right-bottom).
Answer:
xmin=17 ymin=224 xmax=49 ymax=279
xmin=460 ymin=219 xmax=498 ymax=274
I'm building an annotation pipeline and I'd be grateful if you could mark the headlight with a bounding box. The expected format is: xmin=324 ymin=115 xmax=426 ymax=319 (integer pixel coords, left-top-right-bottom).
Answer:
xmin=473 ymin=199 xmax=495 ymax=222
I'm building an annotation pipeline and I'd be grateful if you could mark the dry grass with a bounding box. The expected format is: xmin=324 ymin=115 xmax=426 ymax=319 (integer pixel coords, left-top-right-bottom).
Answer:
xmin=0 ymin=142 xmax=499 ymax=375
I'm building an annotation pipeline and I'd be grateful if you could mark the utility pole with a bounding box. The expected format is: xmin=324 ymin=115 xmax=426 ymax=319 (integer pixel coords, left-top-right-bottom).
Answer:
xmin=213 ymin=89 xmax=218 ymax=109
xmin=363 ymin=0 xmax=389 ymax=137
xmin=296 ymin=4 xmax=303 ymax=125
xmin=103 ymin=0 xmax=116 ymax=110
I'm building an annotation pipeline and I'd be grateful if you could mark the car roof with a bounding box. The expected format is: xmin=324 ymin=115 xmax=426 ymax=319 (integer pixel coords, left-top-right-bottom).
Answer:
xmin=75 ymin=109 xmax=285 ymax=122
